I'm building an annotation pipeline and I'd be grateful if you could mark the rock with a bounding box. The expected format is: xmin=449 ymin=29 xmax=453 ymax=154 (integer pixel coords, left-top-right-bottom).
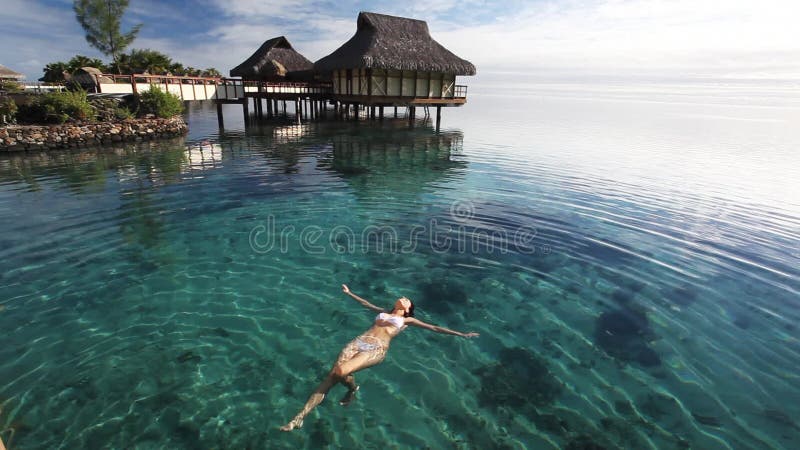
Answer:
xmin=1 ymin=116 xmax=187 ymax=151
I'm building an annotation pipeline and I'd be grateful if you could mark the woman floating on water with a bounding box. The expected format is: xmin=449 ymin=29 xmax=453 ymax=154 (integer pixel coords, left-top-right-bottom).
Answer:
xmin=280 ymin=284 xmax=479 ymax=431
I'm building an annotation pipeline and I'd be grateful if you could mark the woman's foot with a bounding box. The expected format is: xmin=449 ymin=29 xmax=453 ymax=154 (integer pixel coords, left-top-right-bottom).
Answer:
xmin=339 ymin=385 xmax=359 ymax=406
xmin=280 ymin=417 xmax=303 ymax=431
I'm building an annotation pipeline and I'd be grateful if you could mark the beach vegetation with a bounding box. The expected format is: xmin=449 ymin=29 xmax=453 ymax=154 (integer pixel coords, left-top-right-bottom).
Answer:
xmin=89 ymin=97 xmax=133 ymax=121
xmin=41 ymin=51 xmax=223 ymax=82
xmin=116 ymin=49 xmax=173 ymax=75
xmin=113 ymin=50 xmax=222 ymax=77
xmin=0 ymin=97 xmax=18 ymax=124
xmin=135 ymin=87 xmax=184 ymax=118
xmin=41 ymin=56 xmax=107 ymax=82
xmin=17 ymin=90 xmax=96 ymax=124
xmin=73 ymin=0 xmax=142 ymax=74
xmin=0 ymin=80 xmax=24 ymax=94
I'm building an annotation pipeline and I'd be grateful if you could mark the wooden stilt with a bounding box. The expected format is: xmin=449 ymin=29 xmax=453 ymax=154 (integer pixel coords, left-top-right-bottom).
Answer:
xmin=216 ymin=102 xmax=224 ymax=129
xmin=242 ymin=100 xmax=250 ymax=125
xmin=379 ymin=106 xmax=384 ymax=120
xmin=394 ymin=106 xmax=398 ymax=118
xmin=435 ymin=106 xmax=441 ymax=132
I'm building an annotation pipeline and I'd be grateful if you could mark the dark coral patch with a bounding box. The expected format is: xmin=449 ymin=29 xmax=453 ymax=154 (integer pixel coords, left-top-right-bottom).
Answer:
xmin=477 ymin=347 xmax=563 ymax=413
xmin=418 ymin=279 xmax=469 ymax=313
xmin=594 ymin=308 xmax=661 ymax=367
xmin=565 ymin=435 xmax=610 ymax=450
xmin=668 ymin=285 xmax=698 ymax=307
xmin=611 ymin=288 xmax=634 ymax=305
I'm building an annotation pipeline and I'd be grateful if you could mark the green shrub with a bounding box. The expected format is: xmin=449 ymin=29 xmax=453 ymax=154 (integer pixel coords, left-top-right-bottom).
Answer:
xmin=17 ymin=90 xmax=95 ymax=124
xmin=114 ymin=106 xmax=133 ymax=120
xmin=89 ymin=97 xmax=134 ymax=122
xmin=0 ymin=97 xmax=17 ymax=124
xmin=136 ymin=86 xmax=184 ymax=118
xmin=0 ymin=80 xmax=24 ymax=94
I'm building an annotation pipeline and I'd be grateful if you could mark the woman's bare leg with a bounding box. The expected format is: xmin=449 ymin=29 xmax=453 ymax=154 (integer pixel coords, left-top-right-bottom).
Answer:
xmin=280 ymin=373 xmax=338 ymax=431
xmin=339 ymin=375 xmax=359 ymax=406
xmin=281 ymin=341 xmax=386 ymax=430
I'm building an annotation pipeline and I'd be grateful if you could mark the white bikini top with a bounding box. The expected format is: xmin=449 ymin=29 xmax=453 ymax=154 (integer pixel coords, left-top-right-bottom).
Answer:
xmin=376 ymin=312 xmax=406 ymax=330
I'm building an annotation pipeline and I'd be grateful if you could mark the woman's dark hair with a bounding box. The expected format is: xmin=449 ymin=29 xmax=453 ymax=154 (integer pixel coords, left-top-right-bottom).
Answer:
xmin=391 ymin=297 xmax=415 ymax=317
xmin=404 ymin=300 xmax=415 ymax=318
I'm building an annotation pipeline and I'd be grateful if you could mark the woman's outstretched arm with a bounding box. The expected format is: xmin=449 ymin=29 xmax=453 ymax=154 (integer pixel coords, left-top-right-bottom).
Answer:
xmin=341 ymin=284 xmax=385 ymax=313
xmin=406 ymin=317 xmax=479 ymax=338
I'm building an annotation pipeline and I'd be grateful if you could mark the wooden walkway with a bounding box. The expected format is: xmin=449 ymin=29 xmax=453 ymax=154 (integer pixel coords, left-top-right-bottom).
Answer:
xmin=95 ymin=73 xmax=468 ymax=130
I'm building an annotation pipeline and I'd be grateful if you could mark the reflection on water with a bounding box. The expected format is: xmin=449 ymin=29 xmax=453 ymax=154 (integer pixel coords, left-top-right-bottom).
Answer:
xmin=1 ymin=86 xmax=799 ymax=449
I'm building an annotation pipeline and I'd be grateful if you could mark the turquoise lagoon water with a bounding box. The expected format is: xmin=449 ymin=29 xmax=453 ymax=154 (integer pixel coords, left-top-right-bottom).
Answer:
xmin=1 ymin=81 xmax=799 ymax=449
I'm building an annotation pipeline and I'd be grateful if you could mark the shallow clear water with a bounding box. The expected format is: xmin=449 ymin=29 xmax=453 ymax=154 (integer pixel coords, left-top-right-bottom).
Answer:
xmin=1 ymin=82 xmax=799 ymax=449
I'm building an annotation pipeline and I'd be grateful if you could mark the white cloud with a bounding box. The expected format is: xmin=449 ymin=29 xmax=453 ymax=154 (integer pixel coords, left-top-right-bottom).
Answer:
xmin=433 ymin=0 xmax=800 ymax=77
xmin=2 ymin=0 xmax=800 ymax=80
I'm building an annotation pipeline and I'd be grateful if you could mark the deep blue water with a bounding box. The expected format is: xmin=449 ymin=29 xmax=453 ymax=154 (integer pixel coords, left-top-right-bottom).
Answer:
xmin=1 ymin=82 xmax=799 ymax=449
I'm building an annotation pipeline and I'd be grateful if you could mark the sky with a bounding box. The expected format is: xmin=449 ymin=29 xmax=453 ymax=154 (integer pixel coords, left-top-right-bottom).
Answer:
xmin=1 ymin=0 xmax=799 ymax=81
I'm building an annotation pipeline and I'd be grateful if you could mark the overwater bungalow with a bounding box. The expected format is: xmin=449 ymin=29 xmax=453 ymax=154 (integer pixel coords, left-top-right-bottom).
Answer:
xmin=0 ymin=64 xmax=25 ymax=81
xmin=214 ymin=12 xmax=476 ymax=127
xmin=314 ymin=12 xmax=476 ymax=113
xmin=230 ymin=36 xmax=314 ymax=82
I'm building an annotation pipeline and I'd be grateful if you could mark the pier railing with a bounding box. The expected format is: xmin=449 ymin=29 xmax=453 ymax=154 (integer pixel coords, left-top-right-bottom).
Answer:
xmin=242 ymin=80 xmax=332 ymax=96
xmin=98 ymin=73 xmax=227 ymax=100
xmin=95 ymin=74 xmax=333 ymax=101
xmin=92 ymin=73 xmax=466 ymax=103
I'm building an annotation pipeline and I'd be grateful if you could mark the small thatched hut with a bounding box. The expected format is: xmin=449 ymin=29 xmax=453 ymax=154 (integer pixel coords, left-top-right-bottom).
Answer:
xmin=230 ymin=36 xmax=314 ymax=81
xmin=0 ymin=64 xmax=25 ymax=81
xmin=314 ymin=12 xmax=475 ymax=102
xmin=70 ymin=67 xmax=113 ymax=90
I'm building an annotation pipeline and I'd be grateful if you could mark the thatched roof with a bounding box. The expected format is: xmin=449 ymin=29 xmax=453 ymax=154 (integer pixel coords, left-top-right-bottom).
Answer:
xmin=70 ymin=67 xmax=113 ymax=85
xmin=314 ymin=12 xmax=476 ymax=76
xmin=0 ymin=64 xmax=25 ymax=80
xmin=230 ymin=36 xmax=313 ymax=79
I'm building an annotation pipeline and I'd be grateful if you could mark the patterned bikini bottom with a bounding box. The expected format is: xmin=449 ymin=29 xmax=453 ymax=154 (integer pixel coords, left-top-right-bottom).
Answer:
xmin=336 ymin=335 xmax=388 ymax=366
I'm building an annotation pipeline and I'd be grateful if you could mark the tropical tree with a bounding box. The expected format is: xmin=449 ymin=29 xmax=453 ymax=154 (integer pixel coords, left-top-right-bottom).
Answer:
xmin=168 ymin=62 xmax=185 ymax=75
xmin=125 ymin=49 xmax=173 ymax=74
xmin=73 ymin=0 xmax=142 ymax=73
xmin=201 ymin=68 xmax=222 ymax=78
xmin=39 ymin=55 xmax=107 ymax=82
xmin=41 ymin=62 xmax=70 ymax=82
xmin=67 ymin=55 xmax=106 ymax=72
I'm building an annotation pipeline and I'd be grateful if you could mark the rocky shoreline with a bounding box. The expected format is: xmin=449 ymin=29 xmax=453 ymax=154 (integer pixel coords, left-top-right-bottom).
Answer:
xmin=0 ymin=116 xmax=188 ymax=152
